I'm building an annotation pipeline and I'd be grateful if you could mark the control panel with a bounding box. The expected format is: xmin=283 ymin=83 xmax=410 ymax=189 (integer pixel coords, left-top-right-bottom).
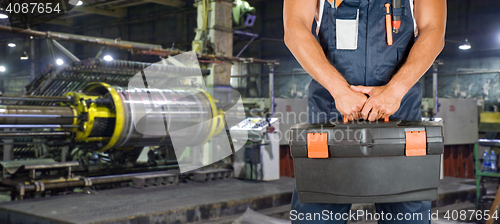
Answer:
xmin=231 ymin=117 xmax=278 ymax=139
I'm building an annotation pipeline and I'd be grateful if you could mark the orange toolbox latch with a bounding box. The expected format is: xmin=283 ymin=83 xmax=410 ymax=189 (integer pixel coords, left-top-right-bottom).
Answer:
xmin=405 ymin=130 xmax=427 ymax=156
xmin=307 ymin=133 xmax=329 ymax=158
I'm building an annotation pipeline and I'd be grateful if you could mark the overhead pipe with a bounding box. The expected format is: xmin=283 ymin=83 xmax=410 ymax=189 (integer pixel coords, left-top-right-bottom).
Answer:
xmin=52 ymin=40 xmax=81 ymax=62
xmin=0 ymin=25 xmax=279 ymax=65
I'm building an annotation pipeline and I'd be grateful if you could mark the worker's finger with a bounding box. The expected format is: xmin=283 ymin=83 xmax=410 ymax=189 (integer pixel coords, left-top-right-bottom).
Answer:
xmin=348 ymin=113 xmax=353 ymax=121
xmin=377 ymin=110 xmax=385 ymax=120
xmin=368 ymin=109 xmax=379 ymax=122
xmin=356 ymin=111 xmax=363 ymax=121
xmin=350 ymin=112 xmax=358 ymax=121
xmin=350 ymin=86 xmax=374 ymax=95
xmin=378 ymin=112 xmax=386 ymax=121
xmin=360 ymin=100 xmax=373 ymax=120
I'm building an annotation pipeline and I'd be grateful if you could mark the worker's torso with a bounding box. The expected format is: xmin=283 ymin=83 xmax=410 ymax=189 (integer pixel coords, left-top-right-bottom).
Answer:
xmin=308 ymin=0 xmax=423 ymax=123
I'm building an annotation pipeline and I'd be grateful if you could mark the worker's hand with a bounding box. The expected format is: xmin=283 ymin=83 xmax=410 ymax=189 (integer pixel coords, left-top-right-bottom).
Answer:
xmin=333 ymin=89 xmax=368 ymax=121
xmin=350 ymin=85 xmax=404 ymax=121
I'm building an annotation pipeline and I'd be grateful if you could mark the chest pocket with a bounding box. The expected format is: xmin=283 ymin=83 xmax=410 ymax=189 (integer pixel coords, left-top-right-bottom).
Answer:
xmin=335 ymin=0 xmax=361 ymax=50
xmin=372 ymin=0 xmax=415 ymax=85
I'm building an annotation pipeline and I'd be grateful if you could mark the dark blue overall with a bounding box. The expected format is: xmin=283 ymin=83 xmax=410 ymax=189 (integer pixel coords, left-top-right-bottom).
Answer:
xmin=291 ymin=0 xmax=429 ymax=223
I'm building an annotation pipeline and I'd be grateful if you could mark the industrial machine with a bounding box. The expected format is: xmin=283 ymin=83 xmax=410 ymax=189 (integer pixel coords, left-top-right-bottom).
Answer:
xmin=231 ymin=117 xmax=279 ymax=181
xmin=1 ymin=82 xmax=222 ymax=152
xmin=1 ymin=59 xmax=220 ymax=158
xmin=0 ymin=58 xmax=243 ymax=199
xmin=0 ymin=0 xmax=281 ymax=201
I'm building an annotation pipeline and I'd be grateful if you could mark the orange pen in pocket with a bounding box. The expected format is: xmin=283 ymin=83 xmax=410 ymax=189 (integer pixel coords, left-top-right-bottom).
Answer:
xmin=385 ymin=3 xmax=393 ymax=45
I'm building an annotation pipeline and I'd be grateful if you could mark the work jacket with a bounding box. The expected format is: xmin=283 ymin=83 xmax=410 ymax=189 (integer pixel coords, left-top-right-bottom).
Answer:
xmin=308 ymin=0 xmax=422 ymax=123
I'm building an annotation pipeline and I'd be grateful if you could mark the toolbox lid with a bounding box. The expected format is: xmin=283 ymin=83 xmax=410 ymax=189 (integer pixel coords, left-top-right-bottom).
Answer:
xmin=289 ymin=120 xmax=443 ymax=158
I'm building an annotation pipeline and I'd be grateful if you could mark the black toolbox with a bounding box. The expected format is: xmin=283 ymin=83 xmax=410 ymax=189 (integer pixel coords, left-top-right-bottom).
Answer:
xmin=289 ymin=119 xmax=443 ymax=204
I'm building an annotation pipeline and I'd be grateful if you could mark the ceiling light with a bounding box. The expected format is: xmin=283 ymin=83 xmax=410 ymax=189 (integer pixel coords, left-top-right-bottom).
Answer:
xmin=459 ymin=39 xmax=471 ymax=50
xmin=103 ymin=55 xmax=113 ymax=61
xmin=7 ymin=43 xmax=15 ymax=48
xmin=56 ymin=58 xmax=64 ymax=65
xmin=20 ymin=52 xmax=28 ymax=60
xmin=0 ymin=10 xmax=7 ymax=20
xmin=69 ymin=0 xmax=83 ymax=6
xmin=0 ymin=66 xmax=5 ymax=72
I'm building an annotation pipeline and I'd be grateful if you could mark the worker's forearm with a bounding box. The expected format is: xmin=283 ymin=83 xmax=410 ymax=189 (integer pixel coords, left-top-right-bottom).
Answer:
xmin=387 ymin=28 xmax=445 ymax=96
xmin=284 ymin=23 xmax=350 ymax=98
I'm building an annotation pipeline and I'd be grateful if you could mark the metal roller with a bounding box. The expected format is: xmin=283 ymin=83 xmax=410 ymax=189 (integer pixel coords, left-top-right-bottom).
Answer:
xmin=113 ymin=87 xmax=216 ymax=148
xmin=0 ymin=83 xmax=222 ymax=152
xmin=77 ymin=83 xmax=221 ymax=151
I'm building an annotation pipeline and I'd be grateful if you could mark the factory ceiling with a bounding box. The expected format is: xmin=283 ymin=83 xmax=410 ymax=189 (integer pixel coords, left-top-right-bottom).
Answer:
xmin=1 ymin=0 xmax=189 ymax=27
xmin=1 ymin=0 xmax=500 ymax=60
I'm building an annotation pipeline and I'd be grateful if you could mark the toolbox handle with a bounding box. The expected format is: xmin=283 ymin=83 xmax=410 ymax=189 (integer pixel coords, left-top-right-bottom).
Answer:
xmin=336 ymin=118 xmax=401 ymax=128
xmin=343 ymin=117 xmax=390 ymax=123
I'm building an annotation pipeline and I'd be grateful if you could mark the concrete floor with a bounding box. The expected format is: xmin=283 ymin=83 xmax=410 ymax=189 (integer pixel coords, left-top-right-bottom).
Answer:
xmin=0 ymin=176 xmax=488 ymax=224
xmin=232 ymin=202 xmax=479 ymax=224
xmin=0 ymin=178 xmax=295 ymax=224
xmin=230 ymin=207 xmax=477 ymax=224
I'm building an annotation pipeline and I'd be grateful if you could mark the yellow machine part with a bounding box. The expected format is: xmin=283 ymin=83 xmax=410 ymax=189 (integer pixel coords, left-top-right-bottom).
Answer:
xmin=479 ymin=112 xmax=500 ymax=132
xmin=64 ymin=83 xmax=125 ymax=151
xmin=65 ymin=91 xmax=115 ymax=142
xmin=199 ymin=89 xmax=225 ymax=145
xmin=65 ymin=91 xmax=98 ymax=141
xmin=95 ymin=83 xmax=125 ymax=152
xmin=480 ymin=112 xmax=500 ymax=123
